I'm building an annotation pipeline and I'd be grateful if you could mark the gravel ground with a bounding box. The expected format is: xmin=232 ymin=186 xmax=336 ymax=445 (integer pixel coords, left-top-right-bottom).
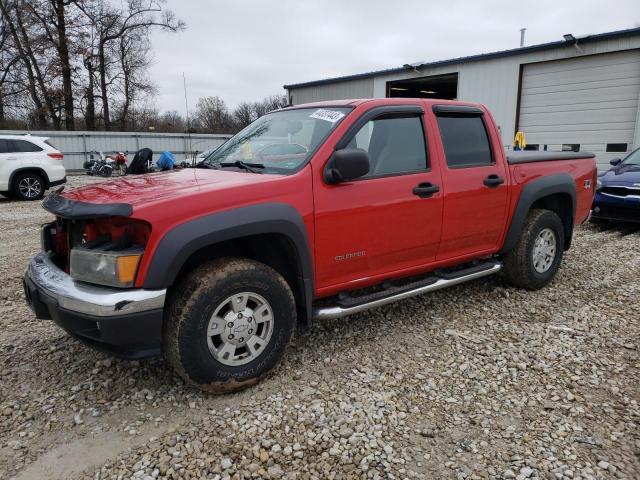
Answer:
xmin=0 ymin=176 xmax=638 ymax=480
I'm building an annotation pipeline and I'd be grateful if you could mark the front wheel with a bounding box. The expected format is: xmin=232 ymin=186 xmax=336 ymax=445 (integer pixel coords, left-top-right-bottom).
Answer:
xmin=98 ymin=165 xmax=113 ymax=177
xmin=163 ymin=258 xmax=296 ymax=393
xmin=502 ymin=209 xmax=565 ymax=290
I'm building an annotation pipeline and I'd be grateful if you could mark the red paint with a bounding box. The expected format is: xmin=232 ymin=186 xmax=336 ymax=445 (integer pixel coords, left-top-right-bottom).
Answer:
xmin=59 ymin=99 xmax=596 ymax=295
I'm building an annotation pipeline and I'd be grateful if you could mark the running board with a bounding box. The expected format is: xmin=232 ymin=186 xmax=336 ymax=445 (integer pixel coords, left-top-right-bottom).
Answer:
xmin=312 ymin=260 xmax=502 ymax=321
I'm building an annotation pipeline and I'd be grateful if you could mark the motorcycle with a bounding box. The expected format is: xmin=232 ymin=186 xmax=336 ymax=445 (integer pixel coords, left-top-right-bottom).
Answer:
xmin=83 ymin=151 xmax=128 ymax=177
xmin=108 ymin=151 xmax=128 ymax=176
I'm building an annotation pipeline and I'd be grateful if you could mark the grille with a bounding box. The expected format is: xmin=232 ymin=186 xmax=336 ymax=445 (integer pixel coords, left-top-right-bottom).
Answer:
xmin=601 ymin=186 xmax=640 ymax=198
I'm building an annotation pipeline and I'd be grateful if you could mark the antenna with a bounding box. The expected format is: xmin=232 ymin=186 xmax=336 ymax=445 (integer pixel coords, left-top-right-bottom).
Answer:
xmin=520 ymin=28 xmax=526 ymax=47
xmin=182 ymin=72 xmax=193 ymax=164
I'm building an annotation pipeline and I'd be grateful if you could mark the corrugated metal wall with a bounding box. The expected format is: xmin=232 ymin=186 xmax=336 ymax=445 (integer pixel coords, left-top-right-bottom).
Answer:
xmin=288 ymin=77 xmax=374 ymax=105
xmin=0 ymin=130 xmax=232 ymax=170
xmin=286 ymin=34 xmax=640 ymax=160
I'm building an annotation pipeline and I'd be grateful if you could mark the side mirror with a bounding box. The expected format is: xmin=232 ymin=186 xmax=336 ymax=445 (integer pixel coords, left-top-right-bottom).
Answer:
xmin=324 ymin=148 xmax=370 ymax=184
xmin=610 ymin=158 xmax=622 ymax=166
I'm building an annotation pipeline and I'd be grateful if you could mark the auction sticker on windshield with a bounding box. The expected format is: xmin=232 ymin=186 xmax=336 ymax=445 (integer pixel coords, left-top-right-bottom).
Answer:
xmin=309 ymin=109 xmax=346 ymax=123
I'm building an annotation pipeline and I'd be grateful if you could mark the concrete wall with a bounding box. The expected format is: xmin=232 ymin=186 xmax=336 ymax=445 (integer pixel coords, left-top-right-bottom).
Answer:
xmin=0 ymin=130 xmax=232 ymax=170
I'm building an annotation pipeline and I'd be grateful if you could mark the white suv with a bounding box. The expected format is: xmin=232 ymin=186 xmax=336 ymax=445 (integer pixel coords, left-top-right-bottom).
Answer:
xmin=0 ymin=135 xmax=66 ymax=200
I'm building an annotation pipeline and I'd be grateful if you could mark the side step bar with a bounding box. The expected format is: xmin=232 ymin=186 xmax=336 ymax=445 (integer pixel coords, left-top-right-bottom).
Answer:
xmin=312 ymin=260 xmax=502 ymax=321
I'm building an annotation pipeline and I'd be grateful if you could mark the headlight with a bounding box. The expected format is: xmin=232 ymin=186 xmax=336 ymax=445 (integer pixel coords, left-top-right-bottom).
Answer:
xmin=70 ymin=247 xmax=143 ymax=288
xmin=596 ymin=179 xmax=603 ymax=191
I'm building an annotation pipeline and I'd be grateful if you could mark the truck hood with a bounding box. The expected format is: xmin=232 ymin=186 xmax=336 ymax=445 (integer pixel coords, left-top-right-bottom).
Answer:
xmin=600 ymin=165 xmax=640 ymax=186
xmin=62 ymin=168 xmax=277 ymax=210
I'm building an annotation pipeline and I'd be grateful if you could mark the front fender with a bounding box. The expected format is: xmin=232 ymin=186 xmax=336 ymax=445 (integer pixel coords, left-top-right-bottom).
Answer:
xmin=142 ymin=202 xmax=314 ymax=321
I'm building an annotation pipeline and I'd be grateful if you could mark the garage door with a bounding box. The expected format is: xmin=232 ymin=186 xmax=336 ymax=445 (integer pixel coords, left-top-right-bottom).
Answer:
xmin=518 ymin=50 xmax=640 ymax=170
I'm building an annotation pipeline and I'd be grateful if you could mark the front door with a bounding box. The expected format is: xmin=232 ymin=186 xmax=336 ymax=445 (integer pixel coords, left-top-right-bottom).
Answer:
xmin=313 ymin=107 xmax=443 ymax=291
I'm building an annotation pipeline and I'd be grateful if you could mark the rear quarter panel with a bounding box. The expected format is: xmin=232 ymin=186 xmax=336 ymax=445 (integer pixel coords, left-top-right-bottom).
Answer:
xmin=507 ymin=158 xmax=596 ymax=225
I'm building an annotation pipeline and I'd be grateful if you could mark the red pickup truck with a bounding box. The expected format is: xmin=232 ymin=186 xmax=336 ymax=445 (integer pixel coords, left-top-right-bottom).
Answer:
xmin=24 ymin=99 xmax=596 ymax=392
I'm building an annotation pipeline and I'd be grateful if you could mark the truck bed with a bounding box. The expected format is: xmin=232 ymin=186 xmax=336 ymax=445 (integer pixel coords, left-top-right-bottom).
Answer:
xmin=507 ymin=151 xmax=595 ymax=165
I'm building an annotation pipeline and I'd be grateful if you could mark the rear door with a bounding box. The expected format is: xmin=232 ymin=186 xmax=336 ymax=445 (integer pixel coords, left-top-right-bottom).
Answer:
xmin=9 ymin=139 xmax=45 ymax=165
xmin=0 ymin=140 xmax=23 ymax=190
xmin=313 ymin=105 xmax=444 ymax=290
xmin=432 ymin=106 xmax=509 ymax=260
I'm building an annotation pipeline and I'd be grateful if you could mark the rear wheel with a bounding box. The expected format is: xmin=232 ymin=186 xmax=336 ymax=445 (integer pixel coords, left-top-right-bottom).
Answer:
xmin=502 ymin=209 xmax=565 ymax=290
xmin=13 ymin=172 xmax=45 ymax=200
xmin=164 ymin=257 xmax=296 ymax=393
xmin=115 ymin=164 xmax=127 ymax=176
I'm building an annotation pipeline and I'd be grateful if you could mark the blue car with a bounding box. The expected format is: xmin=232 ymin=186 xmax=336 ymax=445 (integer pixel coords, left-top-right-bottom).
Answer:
xmin=592 ymin=148 xmax=640 ymax=223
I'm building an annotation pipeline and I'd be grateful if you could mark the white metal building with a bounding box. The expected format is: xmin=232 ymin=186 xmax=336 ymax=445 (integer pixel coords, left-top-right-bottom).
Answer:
xmin=284 ymin=27 xmax=640 ymax=170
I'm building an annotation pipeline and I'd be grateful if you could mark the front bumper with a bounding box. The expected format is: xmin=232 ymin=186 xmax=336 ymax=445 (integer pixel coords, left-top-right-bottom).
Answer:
xmin=23 ymin=252 xmax=166 ymax=359
xmin=591 ymin=193 xmax=640 ymax=223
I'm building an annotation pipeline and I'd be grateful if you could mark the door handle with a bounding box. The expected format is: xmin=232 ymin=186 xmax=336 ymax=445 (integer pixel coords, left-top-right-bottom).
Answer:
xmin=413 ymin=182 xmax=439 ymax=198
xmin=483 ymin=174 xmax=505 ymax=188
xmin=6 ymin=156 xmax=18 ymax=161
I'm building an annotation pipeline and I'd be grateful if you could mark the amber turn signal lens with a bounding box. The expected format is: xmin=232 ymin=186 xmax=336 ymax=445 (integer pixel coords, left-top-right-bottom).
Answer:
xmin=116 ymin=255 xmax=141 ymax=284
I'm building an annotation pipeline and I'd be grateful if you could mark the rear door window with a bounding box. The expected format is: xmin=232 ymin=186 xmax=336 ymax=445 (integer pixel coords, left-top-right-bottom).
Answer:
xmin=437 ymin=116 xmax=493 ymax=168
xmin=9 ymin=140 xmax=43 ymax=152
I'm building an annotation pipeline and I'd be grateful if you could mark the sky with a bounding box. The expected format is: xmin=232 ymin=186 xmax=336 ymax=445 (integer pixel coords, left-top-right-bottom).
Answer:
xmin=149 ymin=0 xmax=640 ymax=113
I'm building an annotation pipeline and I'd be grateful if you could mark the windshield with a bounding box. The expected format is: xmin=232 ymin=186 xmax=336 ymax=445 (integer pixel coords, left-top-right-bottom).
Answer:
xmin=203 ymin=107 xmax=351 ymax=173
xmin=622 ymin=148 xmax=640 ymax=166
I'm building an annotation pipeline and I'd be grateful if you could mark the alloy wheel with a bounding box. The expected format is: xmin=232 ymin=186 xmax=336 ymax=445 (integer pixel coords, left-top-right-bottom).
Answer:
xmin=18 ymin=177 xmax=42 ymax=199
xmin=532 ymin=228 xmax=557 ymax=273
xmin=206 ymin=292 xmax=275 ymax=366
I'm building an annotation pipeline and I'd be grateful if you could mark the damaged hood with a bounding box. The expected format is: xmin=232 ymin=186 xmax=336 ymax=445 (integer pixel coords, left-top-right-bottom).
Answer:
xmin=46 ymin=168 xmax=283 ymax=219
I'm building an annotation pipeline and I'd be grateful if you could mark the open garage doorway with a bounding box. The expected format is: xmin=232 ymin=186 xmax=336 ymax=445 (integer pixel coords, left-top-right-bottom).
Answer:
xmin=386 ymin=73 xmax=458 ymax=99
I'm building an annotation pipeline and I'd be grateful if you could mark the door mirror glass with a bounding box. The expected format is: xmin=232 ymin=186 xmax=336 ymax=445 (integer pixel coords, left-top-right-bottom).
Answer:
xmin=324 ymin=148 xmax=370 ymax=184
xmin=610 ymin=158 xmax=622 ymax=166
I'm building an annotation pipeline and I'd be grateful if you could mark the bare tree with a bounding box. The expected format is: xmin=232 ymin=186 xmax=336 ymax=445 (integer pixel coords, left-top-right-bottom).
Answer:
xmin=75 ymin=0 xmax=184 ymax=130
xmin=115 ymin=29 xmax=156 ymax=130
xmin=232 ymin=101 xmax=256 ymax=131
xmin=0 ymin=0 xmax=49 ymax=128
xmin=195 ymin=96 xmax=233 ymax=133
xmin=23 ymin=0 xmax=82 ymax=129
xmin=156 ymin=109 xmax=185 ymax=132
xmin=252 ymin=94 xmax=288 ymax=118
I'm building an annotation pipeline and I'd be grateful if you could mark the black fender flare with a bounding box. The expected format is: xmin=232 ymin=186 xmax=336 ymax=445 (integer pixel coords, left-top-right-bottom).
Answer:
xmin=9 ymin=167 xmax=51 ymax=189
xmin=143 ymin=202 xmax=314 ymax=324
xmin=500 ymin=173 xmax=576 ymax=254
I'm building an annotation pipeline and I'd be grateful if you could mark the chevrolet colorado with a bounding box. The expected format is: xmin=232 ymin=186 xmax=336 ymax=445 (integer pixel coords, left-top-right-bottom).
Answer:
xmin=23 ymin=99 xmax=597 ymax=392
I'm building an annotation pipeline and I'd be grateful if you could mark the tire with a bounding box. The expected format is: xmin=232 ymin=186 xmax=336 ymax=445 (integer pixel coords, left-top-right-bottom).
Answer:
xmin=98 ymin=165 xmax=112 ymax=177
xmin=13 ymin=172 xmax=45 ymax=200
xmin=164 ymin=257 xmax=296 ymax=393
xmin=502 ymin=209 xmax=565 ymax=290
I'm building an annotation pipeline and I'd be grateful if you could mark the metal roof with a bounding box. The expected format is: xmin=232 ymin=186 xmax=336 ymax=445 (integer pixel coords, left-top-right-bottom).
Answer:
xmin=283 ymin=26 xmax=640 ymax=90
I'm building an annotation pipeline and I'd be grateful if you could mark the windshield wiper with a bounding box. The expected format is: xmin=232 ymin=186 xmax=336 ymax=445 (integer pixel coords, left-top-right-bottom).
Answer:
xmin=218 ymin=160 xmax=265 ymax=173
